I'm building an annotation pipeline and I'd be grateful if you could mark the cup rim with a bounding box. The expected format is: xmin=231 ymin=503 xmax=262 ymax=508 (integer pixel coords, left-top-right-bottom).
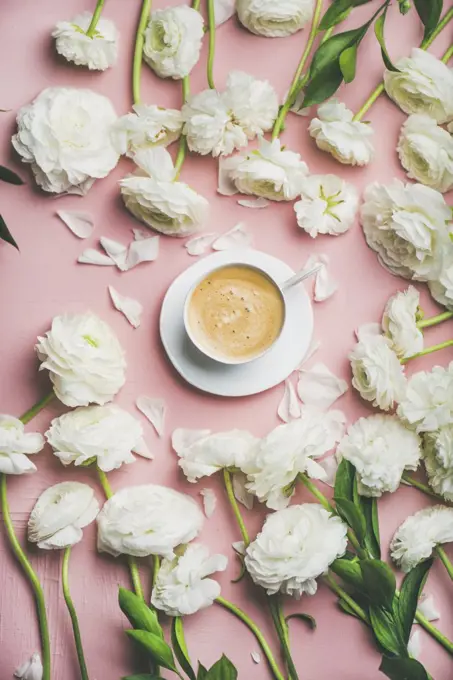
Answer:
xmin=183 ymin=261 xmax=287 ymax=366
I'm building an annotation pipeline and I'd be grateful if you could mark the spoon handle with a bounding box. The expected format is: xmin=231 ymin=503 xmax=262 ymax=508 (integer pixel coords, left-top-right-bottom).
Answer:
xmin=281 ymin=264 xmax=323 ymax=291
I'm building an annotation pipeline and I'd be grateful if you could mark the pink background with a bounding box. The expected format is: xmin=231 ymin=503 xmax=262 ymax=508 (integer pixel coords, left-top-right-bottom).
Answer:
xmin=1 ymin=1 xmax=453 ymax=678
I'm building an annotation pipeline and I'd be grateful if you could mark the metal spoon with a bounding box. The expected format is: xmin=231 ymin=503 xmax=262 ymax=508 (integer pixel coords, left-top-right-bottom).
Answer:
xmin=281 ymin=263 xmax=323 ymax=291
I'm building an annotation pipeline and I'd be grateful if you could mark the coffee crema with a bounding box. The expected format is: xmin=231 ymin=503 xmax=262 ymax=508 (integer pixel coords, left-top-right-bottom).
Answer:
xmin=187 ymin=265 xmax=285 ymax=362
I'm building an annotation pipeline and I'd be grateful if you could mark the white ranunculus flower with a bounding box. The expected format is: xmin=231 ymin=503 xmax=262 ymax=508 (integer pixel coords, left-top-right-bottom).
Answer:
xmin=120 ymin=147 xmax=209 ymax=237
xmin=397 ymin=115 xmax=453 ymax=194
xmin=28 ymin=482 xmax=99 ymax=550
xmin=12 ymin=87 xmax=119 ymax=195
xmin=384 ymin=49 xmax=453 ymax=125
xmin=237 ymin=0 xmax=314 ymax=37
xmin=397 ymin=364 xmax=453 ymax=433
xmin=245 ymin=504 xmax=348 ymax=596
xmin=223 ymin=138 xmax=308 ymax=201
xmin=46 ymin=405 xmax=151 ymax=473
xmin=337 ymin=415 xmax=421 ymax=497
xmin=0 ymin=415 xmax=44 ymax=475
xmin=172 ymin=428 xmax=258 ymax=482
xmin=349 ymin=335 xmax=407 ymax=411
xmin=36 ymin=312 xmax=126 ymax=408
xmin=14 ymin=653 xmax=43 ymax=680
xmin=424 ymin=426 xmax=453 ymax=502
xmin=52 ymin=12 xmax=118 ymax=71
xmin=390 ymin=505 xmax=453 ymax=572
xmin=111 ymin=104 xmax=183 ymax=157
xmin=308 ymin=98 xmax=374 ymax=166
xmin=223 ymin=71 xmax=279 ymax=139
xmin=428 ymin=251 xmax=453 ymax=309
xmin=294 ymin=174 xmax=359 ymax=237
xmin=382 ymin=286 xmax=423 ymax=359
xmin=241 ymin=409 xmax=346 ymax=510
xmin=143 ymin=6 xmax=204 ymax=80
xmin=97 ymin=484 xmax=204 ymax=559
xmin=360 ymin=180 xmax=452 ymax=281
xmin=151 ymin=543 xmax=228 ymax=616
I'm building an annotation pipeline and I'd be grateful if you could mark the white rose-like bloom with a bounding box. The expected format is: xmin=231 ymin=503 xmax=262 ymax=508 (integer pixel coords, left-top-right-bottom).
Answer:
xmin=337 ymin=415 xmax=421 ymax=497
xmin=382 ymin=286 xmax=423 ymax=359
xmin=151 ymin=543 xmax=228 ymax=616
xmin=172 ymin=428 xmax=258 ymax=482
xmin=111 ymin=104 xmax=183 ymax=158
xmin=237 ymin=0 xmax=314 ymax=37
xmin=360 ymin=180 xmax=451 ymax=281
xmin=350 ymin=335 xmax=407 ymax=411
xmin=36 ymin=312 xmax=126 ymax=408
xmin=294 ymin=174 xmax=359 ymax=237
xmin=241 ymin=409 xmax=346 ymax=510
xmin=97 ymin=484 xmax=204 ymax=559
xmin=223 ymin=71 xmax=279 ymax=139
xmin=245 ymin=504 xmax=348 ymax=596
xmin=424 ymin=426 xmax=453 ymax=502
xmin=14 ymin=653 xmax=43 ymax=680
xmin=46 ymin=405 xmax=151 ymax=473
xmin=309 ymin=98 xmax=374 ymax=166
xmin=398 ymin=364 xmax=453 ymax=432
xmin=143 ymin=6 xmax=204 ymax=80
xmin=28 ymin=482 xmax=99 ymax=550
xmin=120 ymin=147 xmax=209 ymax=237
xmin=384 ymin=49 xmax=453 ymax=125
xmin=12 ymin=87 xmax=119 ymax=195
xmin=397 ymin=115 xmax=453 ymax=194
xmin=0 ymin=415 xmax=44 ymax=475
xmin=428 ymin=251 xmax=453 ymax=310
xmin=390 ymin=505 xmax=453 ymax=572
xmin=52 ymin=12 xmax=118 ymax=71
xmin=224 ymin=138 xmax=308 ymax=201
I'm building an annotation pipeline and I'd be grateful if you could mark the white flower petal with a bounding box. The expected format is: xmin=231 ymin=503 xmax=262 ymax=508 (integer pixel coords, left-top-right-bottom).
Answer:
xmin=218 ymin=156 xmax=239 ymax=196
xmin=77 ymin=249 xmax=115 ymax=266
xmin=251 ymin=652 xmax=261 ymax=664
xmin=232 ymin=471 xmax=254 ymax=510
xmin=278 ymin=379 xmax=302 ymax=423
xmin=297 ymin=363 xmax=348 ymax=410
xmin=125 ymin=236 xmax=160 ymax=270
xmin=417 ymin=594 xmax=440 ymax=622
xmin=136 ymin=396 xmax=166 ymax=437
xmin=52 ymin=13 xmax=118 ymax=71
xmin=398 ymin=365 xmax=453 ymax=433
xmin=100 ymin=237 xmax=128 ymax=271
xmin=185 ymin=233 xmax=218 ymax=256
xmin=391 ymin=505 xmax=453 ymax=571
xmin=57 ymin=210 xmax=94 ymax=239
xmin=317 ymin=455 xmax=339 ymax=488
xmin=214 ymin=0 xmax=236 ymax=25
xmin=14 ymin=652 xmax=43 ymax=680
xmin=200 ymin=488 xmax=217 ymax=518
xmin=108 ymin=286 xmax=143 ymax=329
xmin=133 ymin=228 xmax=150 ymax=241
xmin=212 ymin=222 xmax=253 ymax=250
xmin=297 ymin=338 xmax=321 ymax=368
xmin=172 ymin=429 xmax=211 ymax=453
xmin=408 ymin=630 xmax=421 ymax=659
xmin=314 ymin=263 xmax=338 ymax=302
xmin=355 ymin=322 xmax=382 ymax=341
xmin=237 ymin=0 xmax=314 ymax=37
xmin=238 ymin=197 xmax=270 ymax=209
xmin=232 ymin=540 xmax=246 ymax=555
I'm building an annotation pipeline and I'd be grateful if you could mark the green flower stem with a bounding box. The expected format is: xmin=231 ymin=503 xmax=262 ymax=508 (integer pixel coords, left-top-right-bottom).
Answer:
xmin=268 ymin=596 xmax=299 ymax=680
xmin=62 ymin=548 xmax=89 ymax=680
xmin=0 ymin=474 xmax=51 ymax=680
xmin=132 ymin=0 xmax=152 ymax=105
xmin=442 ymin=44 xmax=453 ymax=63
xmin=215 ymin=597 xmax=286 ymax=680
xmin=207 ymin=0 xmax=216 ymax=89
xmin=401 ymin=473 xmax=448 ymax=502
xmin=323 ymin=573 xmax=369 ymax=624
xmin=96 ymin=466 xmax=145 ymax=601
xmin=86 ymin=0 xmax=106 ymax=37
xmin=401 ymin=339 xmax=453 ymax=364
xmin=20 ymin=392 xmax=55 ymax=425
xmin=272 ymin=0 xmax=324 ymax=139
xmin=413 ymin=603 xmax=453 ymax=654
xmin=417 ymin=311 xmax=453 ymax=329
xmin=436 ymin=546 xmax=453 ymax=582
xmin=223 ymin=469 xmax=250 ymax=547
xmin=354 ymin=6 xmax=453 ymax=121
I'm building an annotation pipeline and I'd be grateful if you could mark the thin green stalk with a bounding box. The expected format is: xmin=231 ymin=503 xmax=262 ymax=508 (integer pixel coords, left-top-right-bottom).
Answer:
xmin=152 ymin=555 xmax=160 ymax=587
xmin=422 ymin=8 xmax=453 ymax=48
xmin=96 ymin=466 xmax=145 ymax=601
xmin=436 ymin=546 xmax=453 ymax=582
xmin=413 ymin=603 xmax=453 ymax=654
xmin=401 ymin=473 xmax=447 ymax=502
xmin=223 ymin=469 xmax=250 ymax=547
xmin=62 ymin=548 xmax=89 ymax=680
xmin=268 ymin=596 xmax=299 ymax=680
xmin=401 ymin=339 xmax=453 ymax=364
xmin=324 ymin=573 xmax=369 ymax=623
xmin=417 ymin=311 xmax=453 ymax=329
xmin=272 ymin=0 xmax=324 ymax=138
xmin=0 ymin=474 xmax=51 ymax=680
xmin=442 ymin=44 xmax=453 ymax=63
xmin=132 ymin=0 xmax=152 ymax=105
xmin=20 ymin=392 xmax=55 ymax=425
xmin=215 ymin=597 xmax=285 ymax=680
xmin=207 ymin=0 xmax=216 ymax=89
xmin=86 ymin=0 xmax=106 ymax=37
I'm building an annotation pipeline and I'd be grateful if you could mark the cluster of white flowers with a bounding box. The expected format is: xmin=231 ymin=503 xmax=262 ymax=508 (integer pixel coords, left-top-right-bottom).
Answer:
xmin=391 ymin=505 xmax=453 ymax=572
xmin=237 ymin=0 xmax=314 ymax=37
xmin=0 ymin=415 xmax=44 ymax=475
xmin=294 ymin=174 xmax=359 ymax=237
xmin=398 ymin=363 xmax=453 ymax=432
xmin=424 ymin=426 xmax=453 ymax=502
xmin=52 ymin=12 xmax=119 ymax=71
xmin=382 ymin=286 xmax=423 ymax=359
xmin=111 ymin=104 xmax=183 ymax=157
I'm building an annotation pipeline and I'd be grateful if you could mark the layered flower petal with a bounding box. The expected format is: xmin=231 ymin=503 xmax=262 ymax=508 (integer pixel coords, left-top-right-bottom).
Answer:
xmin=14 ymin=653 xmax=43 ymax=680
xmin=391 ymin=505 xmax=453 ymax=572
xmin=294 ymin=174 xmax=358 ymax=237
xmin=397 ymin=363 xmax=453 ymax=432
xmin=111 ymin=104 xmax=183 ymax=157
xmin=237 ymin=0 xmax=314 ymax=37
xmin=424 ymin=426 xmax=453 ymax=502
xmin=0 ymin=415 xmax=44 ymax=476
xmin=52 ymin=12 xmax=118 ymax=71
xmin=382 ymin=286 xmax=423 ymax=359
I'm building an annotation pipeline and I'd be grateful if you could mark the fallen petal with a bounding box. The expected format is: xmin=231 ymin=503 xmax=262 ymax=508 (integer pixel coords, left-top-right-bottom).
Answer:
xmin=251 ymin=651 xmax=261 ymax=664
xmin=214 ymin=0 xmax=236 ymax=24
xmin=133 ymin=228 xmax=150 ymax=241
xmin=314 ymin=264 xmax=338 ymax=302
xmin=416 ymin=594 xmax=440 ymax=622
xmin=126 ymin=236 xmax=160 ymax=270
xmin=408 ymin=630 xmax=421 ymax=659
xmin=232 ymin=472 xmax=254 ymax=510
xmin=355 ymin=322 xmax=381 ymax=341
xmin=212 ymin=222 xmax=253 ymax=250
xmin=77 ymin=249 xmax=115 ymax=266
xmin=185 ymin=233 xmax=218 ymax=256
xmin=14 ymin=652 xmax=43 ymax=680
xmin=100 ymin=237 xmax=128 ymax=271
xmin=297 ymin=363 xmax=348 ymax=410
xmin=232 ymin=540 xmax=245 ymax=555
xmin=218 ymin=156 xmax=239 ymax=196
xmin=278 ymin=379 xmax=301 ymax=423
xmin=200 ymin=488 xmax=217 ymax=518
xmin=297 ymin=339 xmax=321 ymax=369
xmin=108 ymin=286 xmax=143 ymax=328
xmin=237 ymin=198 xmax=270 ymax=209
xmin=136 ymin=397 xmax=166 ymax=437
xmin=318 ymin=455 xmax=338 ymax=488
xmin=56 ymin=210 xmax=94 ymax=239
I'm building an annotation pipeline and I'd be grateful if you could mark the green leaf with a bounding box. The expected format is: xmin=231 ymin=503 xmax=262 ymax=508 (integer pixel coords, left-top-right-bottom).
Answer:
xmin=319 ymin=0 xmax=354 ymax=30
xmin=339 ymin=44 xmax=358 ymax=83
xmin=334 ymin=459 xmax=355 ymax=502
xmin=338 ymin=599 xmax=362 ymax=620
xmin=354 ymin=491 xmax=381 ymax=559
xmin=361 ymin=560 xmax=396 ymax=611
xmin=0 ymin=165 xmax=24 ymax=185
xmin=198 ymin=664 xmax=208 ymax=680
xmin=379 ymin=656 xmax=430 ymax=680
xmin=302 ymin=62 xmax=344 ymax=108
xmin=286 ymin=612 xmax=317 ymax=630
xmin=397 ymin=559 xmax=433 ymax=644
xmin=413 ymin=0 xmax=443 ymax=41
xmin=119 ymin=588 xmax=163 ymax=638
xmin=205 ymin=655 xmax=238 ymax=680
xmin=122 ymin=676 xmax=164 ymax=680
xmin=125 ymin=631 xmax=176 ymax=671
xmin=0 ymin=214 xmax=19 ymax=250
xmin=309 ymin=26 xmax=367 ymax=78
xmin=374 ymin=8 xmax=398 ymax=71
xmin=171 ymin=617 xmax=196 ymax=680
xmin=335 ymin=498 xmax=366 ymax=544
xmin=330 ymin=558 xmax=366 ymax=594
xmin=369 ymin=606 xmax=406 ymax=657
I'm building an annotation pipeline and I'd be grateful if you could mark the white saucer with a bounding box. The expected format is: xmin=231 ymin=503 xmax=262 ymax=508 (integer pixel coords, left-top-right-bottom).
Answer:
xmin=160 ymin=249 xmax=313 ymax=397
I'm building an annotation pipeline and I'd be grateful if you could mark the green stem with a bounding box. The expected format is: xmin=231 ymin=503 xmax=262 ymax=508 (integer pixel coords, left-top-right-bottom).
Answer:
xmin=132 ymin=0 xmax=152 ymax=105
xmin=0 ymin=474 xmax=51 ymax=680
xmin=436 ymin=546 xmax=453 ymax=582
xmin=152 ymin=555 xmax=160 ymax=587
xmin=324 ymin=573 xmax=369 ymax=624
xmin=215 ymin=597 xmax=285 ymax=680
xmin=20 ymin=392 xmax=55 ymax=425
xmin=401 ymin=340 xmax=453 ymax=364
xmin=96 ymin=466 xmax=145 ymax=601
xmin=268 ymin=597 xmax=299 ymax=680
xmin=413 ymin=603 xmax=453 ymax=654
xmin=62 ymin=548 xmax=89 ymax=680
xmin=442 ymin=44 xmax=453 ymax=63
xmin=86 ymin=0 xmax=106 ymax=37
xmin=417 ymin=311 xmax=453 ymax=329
xmin=401 ymin=473 xmax=448 ymax=502
xmin=422 ymin=8 xmax=453 ymax=49
xmin=223 ymin=469 xmax=250 ymax=547
xmin=272 ymin=0 xmax=324 ymax=139
xmin=207 ymin=0 xmax=216 ymax=88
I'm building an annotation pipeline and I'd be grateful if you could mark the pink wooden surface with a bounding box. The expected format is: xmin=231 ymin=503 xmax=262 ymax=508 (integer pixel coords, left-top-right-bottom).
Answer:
xmin=1 ymin=1 xmax=453 ymax=678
